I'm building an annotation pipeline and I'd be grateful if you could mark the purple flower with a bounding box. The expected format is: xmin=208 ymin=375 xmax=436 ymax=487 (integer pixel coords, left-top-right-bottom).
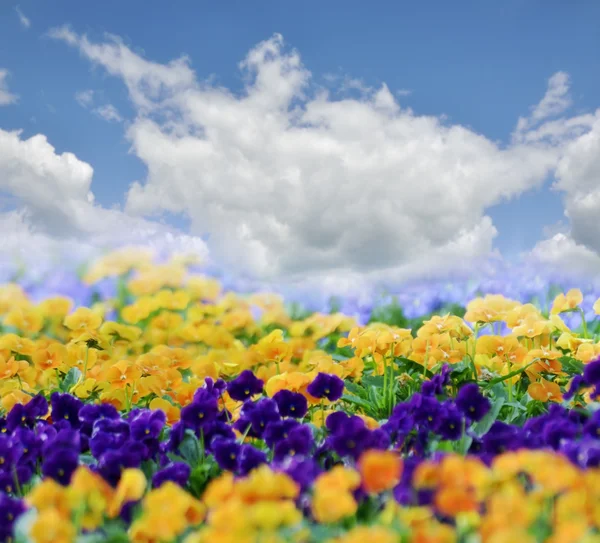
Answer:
xmin=130 ymin=409 xmax=166 ymax=442
xmin=180 ymin=394 xmax=219 ymax=432
xmin=6 ymin=395 xmax=49 ymax=432
xmin=203 ymin=421 xmax=236 ymax=452
xmin=97 ymin=441 xmax=147 ymax=486
xmin=409 ymin=393 xmax=442 ymax=427
xmin=152 ymin=462 xmax=191 ymax=488
xmin=482 ymin=421 xmax=521 ymax=454
xmin=50 ymin=392 xmax=83 ymax=429
xmin=263 ymin=419 xmax=300 ymax=448
xmin=273 ymin=424 xmax=314 ymax=461
xmin=273 ymin=390 xmax=308 ymax=418
xmin=246 ymin=398 xmax=280 ymax=437
xmin=583 ymin=357 xmax=600 ymax=385
xmin=226 ymin=370 xmax=264 ymax=402
xmin=421 ymin=365 xmax=452 ymax=396
xmin=455 ymin=384 xmax=491 ymax=422
xmin=281 ymin=457 xmax=321 ymax=491
xmin=434 ymin=404 xmax=464 ymax=441
xmin=90 ymin=418 xmax=130 ymax=459
xmin=0 ymin=493 xmax=26 ymax=542
xmin=213 ymin=439 xmax=241 ymax=472
xmin=42 ymin=449 xmax=79 ymax=485
xmin=79 ymin=404 xmax=120 ymax=437
xmin=326 ymin=416 xmax=371 ymax=459
xmin=237 ymin=444 xmax=267 ymax=476
xmin=307 ymin=373 xmax=344 ymax=401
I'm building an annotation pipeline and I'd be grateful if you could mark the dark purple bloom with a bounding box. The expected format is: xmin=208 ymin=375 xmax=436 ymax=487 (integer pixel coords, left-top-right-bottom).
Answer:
xmin=273 ymin=390 xmax=308 ymax=418
xmin=152 ymin=462 xmax=191 ymax=488
xmin=542 ymin=419 xmax=579 ymax=450
xmin=97 ymin=441 xmax=147 ymax=486
xmin=79 ymin=403 xmax=120 ymax=437
xmin=42 ymin=449 xmax=79 ymax=485
xmin=237 ymin=444 xmax=267 ymax=476
xmin=455 ymin=384 xmax=491 ymax=422
xmin=213 ymin=439 xmax=241 ymax=472
xmin=50 ymin=392 xmax=83 ymax=428
xmin=263 ymin=419 xmax=300 ymax=448
xmin=281 ymin=457 xmax=321 ymax=491
xmin=325 ymin=411 xmax=351 ymax=433
xmin=564 ymin=375 xmax=586 ymax=400
xmin=0 ymin=493 xmax=26 ymax=542
xmin=482 ymin=421 xmax=522 ymax=454
xmin=227 ymin=370 xmax=264 ymax=402
xmin=246 ymin=398 xmax=280 ymax=437
xmin=409 ymin=393 xmax=442 ymax=427
xmin=326 ymin=416 xmax=371 ymax=460
xmin=307 ymin=373 xmax=344 ymax=401
xmin=90 ymin=418 xmax=130 ymax=459
xmin=583 ymin=410 xmax=600 ymax=439
xmin=583 ymin=357 xmax=600 ymax=385
xmin=6 ymin=396 xmax=48 ymax=432
xmin=434 ymin=404 xmax=464 ymax=441
xmin=203 ymin=421 xmax=236 ymax=452
xmin=421 ymin=365 xmax=452 ymax=397
xmin=0 ymin=435 xmax=23 ymax=471
xmin=130 ymin=409 xmax=166 ymax=442
xmin=273 ymin=424 xmax=314 ymax=461
xmin=12 ymin=428 xmax=42 ymax=468
xmin=180 ymin=395 xmax=219 ymax=431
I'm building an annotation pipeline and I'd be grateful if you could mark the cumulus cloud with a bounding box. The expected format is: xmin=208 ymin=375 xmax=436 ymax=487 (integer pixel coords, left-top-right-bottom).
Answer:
xmin=528 ymin=111 xmax=600 ymax=274
xmin=42 ymin=29 xmax=599 ymax=285
xmin=15 ymin=6 xmax=30 ymax=29
xmin=0 ymin=128 xmax=209 ymax=268
xmin=0 ymin=70 xmax=18 ymax=106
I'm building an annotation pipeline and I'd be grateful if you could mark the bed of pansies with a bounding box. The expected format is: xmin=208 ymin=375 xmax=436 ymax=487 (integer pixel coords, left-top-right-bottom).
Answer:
xmin=0 ymin=250 xmax=599 ymax=543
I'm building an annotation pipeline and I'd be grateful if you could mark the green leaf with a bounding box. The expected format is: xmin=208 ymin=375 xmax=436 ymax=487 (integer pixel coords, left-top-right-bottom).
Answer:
xmin=395 ymin=357 xmax=434 ymax=379
xmin=178 ymin=430 xmax=202 ymax=466
xmin=341 ymin=394 xmax=373 ymax=411
xmin=473 ymin=397 xmax=505 ymax=437
xmin=60 ymin=367 xmax=83 ymax=392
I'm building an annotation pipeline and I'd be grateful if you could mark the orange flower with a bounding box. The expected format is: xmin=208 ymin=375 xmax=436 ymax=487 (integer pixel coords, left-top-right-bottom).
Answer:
xmin=528 ymin=377 xmax=563 ymax=403
xmin=358 ymin=450 xmax=403 ymax=494
xmin=103 ymin=359 xmax=142 ymax=389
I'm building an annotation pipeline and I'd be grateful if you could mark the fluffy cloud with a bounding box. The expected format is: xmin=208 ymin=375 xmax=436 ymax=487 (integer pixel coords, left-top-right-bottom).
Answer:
xmin=0 ymin=127 xmax=209 ymax=268
xmin=0 ymin=69 xmax=18 ymax=106
xmin=527 ymin=111 xmax=600 ymax=276
xmin=48 ymin=28 xmax=600 ymax=285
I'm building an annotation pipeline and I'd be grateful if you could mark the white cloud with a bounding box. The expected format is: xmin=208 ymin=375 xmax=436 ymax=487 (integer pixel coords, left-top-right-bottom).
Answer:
xmin=49 ymin=29 xmax=600 ymax=283
xmin=527 ymin=109 xmax=600 ymax=274
xmin=39 ymin=30 xmax=600 ymax=286
xmin=95 ymin=104 xmax=122 ymax=122
xmin=0 ymin=128 xmax=209 ymax=267
xmin=15 ymin=6 xmax=31 ymax=29
xmin=0 ymin=69 xmax=18 ymax=106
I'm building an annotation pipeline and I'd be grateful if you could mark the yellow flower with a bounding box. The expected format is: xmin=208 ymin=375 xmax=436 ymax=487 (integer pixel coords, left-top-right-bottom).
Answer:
xmin=551 ymin=288 xmax=583 ymax=314
xmin=30 ymin=509 xmax=76 ymax=543
xmin=63 ymin=306 xmax=103 ymax=332
xmin=107 ymin=468 xmax=147 ymax=518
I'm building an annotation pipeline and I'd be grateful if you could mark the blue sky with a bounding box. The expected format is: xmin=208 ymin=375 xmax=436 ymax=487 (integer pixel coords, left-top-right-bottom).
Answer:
xmin=1 ymin=0 xmax=599 ymax=282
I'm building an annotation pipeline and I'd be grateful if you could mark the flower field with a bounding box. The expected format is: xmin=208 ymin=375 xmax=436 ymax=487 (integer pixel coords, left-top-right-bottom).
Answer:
xmin=1 ymin=251 xmax=599 ymax=543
